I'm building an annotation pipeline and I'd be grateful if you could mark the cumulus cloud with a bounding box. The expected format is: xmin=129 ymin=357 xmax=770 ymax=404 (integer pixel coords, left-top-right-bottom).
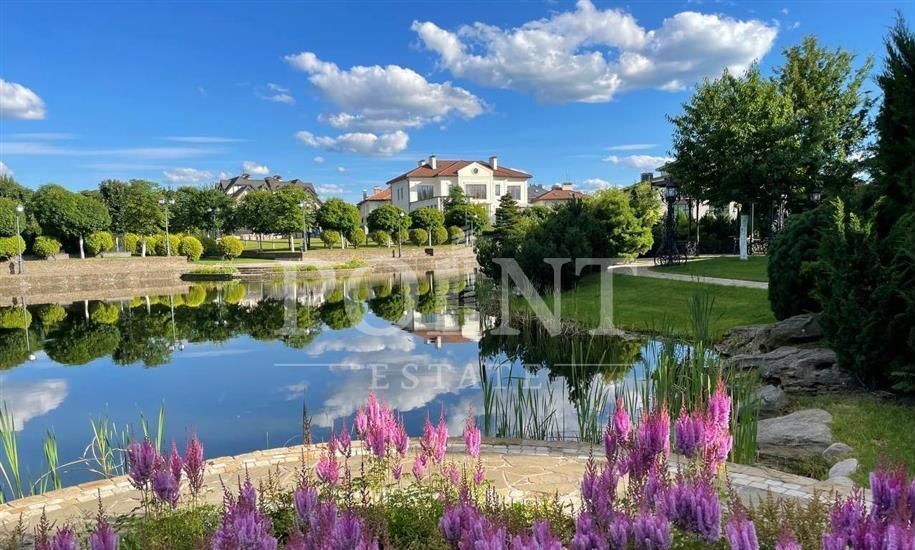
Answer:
xmin=0 ymin=161 xmax=12 ymax=177
xmin=313 ymin=156 xmax=325 ymax=164
xmin=296 ymin=130 xmax=409 ymax=156
xmin=412 ymin=0 xmax=777 ymax=102
xmin=264 ymin=93 xmax=295 ymax=105
xmin=607 ymin=143 xmax=656 ymax=151
xmin=336 ymin=166 xmax=346 ymax=174
xmin=242 ymin=160 xmax=270 ymax=175
xmin=0 ymin=379 xmax=67 ymax=431
xmin=163 ymin=167 xmax=215 ymax=183
xmin=285 ymin=51 xmax=485 ymax=133
xmin=582 ymin=178 xmax=611 ymax=190
xmin=0 ymin=78 xmax=46 ymax=119
xmin=604 ymin=154 xmax=673 ymax=170
xmin=315 ymin=183 xmax=346 ymax=196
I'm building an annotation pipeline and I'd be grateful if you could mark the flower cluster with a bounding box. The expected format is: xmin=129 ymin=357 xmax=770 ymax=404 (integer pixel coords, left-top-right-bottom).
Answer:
xmin=126 ymin=435 xmax=205 ymax=510
xmin=289 ymin=482 xmax=378 ymax=549
xmin=674 ymin=379 xmax=732 ymax=477
xmin=212 ymin=477 xmax=277 ymax=550
xmin=413 ymin=408 xmax=449 ymax=482
xmin=440 ymin=498 xmax=563 ymax=549
xmin=349 ymin=392 xmax=410 ymax=481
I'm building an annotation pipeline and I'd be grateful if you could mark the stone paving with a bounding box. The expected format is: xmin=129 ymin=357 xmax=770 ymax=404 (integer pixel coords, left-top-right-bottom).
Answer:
xmin=0 ymin=438 xmax=863 ymax=535
xmin=610 ymin=257 xmax=769 ymax=290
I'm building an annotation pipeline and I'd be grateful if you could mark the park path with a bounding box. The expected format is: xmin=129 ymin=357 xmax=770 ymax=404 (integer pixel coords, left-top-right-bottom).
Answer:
xmin=610 ymin=257 xmax=769 ymax=290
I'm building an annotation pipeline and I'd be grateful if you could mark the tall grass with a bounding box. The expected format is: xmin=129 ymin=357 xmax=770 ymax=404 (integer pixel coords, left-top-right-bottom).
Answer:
xmin=0 ymin=403 xmax=22 ymax=502
xmin=569 ymin=363 xmax=609 ymax=445
xmin=41 ymin=430 xmax=61 ymax=493
xmin=479 ymin=360 xmax=561 ymax=440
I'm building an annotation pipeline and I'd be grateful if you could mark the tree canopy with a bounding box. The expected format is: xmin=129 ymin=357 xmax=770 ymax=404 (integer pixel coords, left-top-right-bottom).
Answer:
xmin=317 ymin=198 xmax=361 ymax=236
xmin=29 ymin=184 xmax=111 ymax=257
xmin=367 ymin=204 xmax=408 ymax=233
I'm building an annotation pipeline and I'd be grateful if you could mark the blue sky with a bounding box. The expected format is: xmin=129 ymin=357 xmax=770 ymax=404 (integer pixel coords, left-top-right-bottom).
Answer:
xmin=0 ymin=0 xmax=910 ymax=201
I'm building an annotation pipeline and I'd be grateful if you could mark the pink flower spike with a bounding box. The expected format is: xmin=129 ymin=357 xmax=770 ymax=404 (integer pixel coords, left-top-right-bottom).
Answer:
xmin=463 ymin=412 xmax=481 ymax=458
xmin=315 ymin=453 xmax=339 ymax=487
xmin=613 ymin=398 xmax=631 ymax=442
xmin=412 ymin=454 xmax=428 ymax=481
xmin=169 ymin=441 xmax=183 ymax=487
xmin=337 ymin=419 xmax=351 ymax=457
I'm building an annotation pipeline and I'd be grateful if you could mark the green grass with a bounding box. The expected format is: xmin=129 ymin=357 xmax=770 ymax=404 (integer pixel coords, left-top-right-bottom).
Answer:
xmin=652 ymin=256 xmax=769 ymax=282
xmin=787 ymin=393 xmax=915 ymax=486
xmin=525 ymin=272 xmax=775 ymax=339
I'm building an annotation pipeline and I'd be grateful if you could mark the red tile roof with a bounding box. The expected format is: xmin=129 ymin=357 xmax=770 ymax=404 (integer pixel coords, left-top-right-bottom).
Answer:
xmin=386 ymin=160 xmax=531 ymax=185
xmin=530 ymin=188 xmax=584 ymax=202
xmin=359 ymin=186 xmax=391 ymax=204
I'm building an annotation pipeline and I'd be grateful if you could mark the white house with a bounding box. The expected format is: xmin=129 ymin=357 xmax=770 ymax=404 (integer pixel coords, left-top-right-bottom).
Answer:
xmin=387 ymin=155 xmax=532 ymax=220
xmin=530 ymin=183 xmax=585 ymax=208
xmin=357 ymin=185 xmax=391 ymax=228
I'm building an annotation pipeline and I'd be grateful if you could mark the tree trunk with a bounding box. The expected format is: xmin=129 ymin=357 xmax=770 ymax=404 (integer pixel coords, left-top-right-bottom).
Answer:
xmin=289 ymin=234 xmax=295 ymax=252
xmin=79 ymin=235 xmax=85 ymax=259
xmin=739 ymin=213 xmax=749 ymax=260
xmin=141 ymin=239 xmax=147 ymax=257
xmin=84 ymin=300 xmax=89 ymax=320
xmin=258 ymin=235 xmax=263 ymax=252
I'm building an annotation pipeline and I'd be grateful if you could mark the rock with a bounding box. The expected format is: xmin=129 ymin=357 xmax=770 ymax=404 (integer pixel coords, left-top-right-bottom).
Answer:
xmin=829 ymin=459 xmax=859 ymax=479
xmin=726 ymin=346 xmax=857 ymax=394
xmin=757 ymin=409 xmax=833 ymax=460
xmin=823 ymin=442 xmax=854 ymax=460
xmin=755 ymin=385 xmax=787 ymax=419
xmin=717 ymin=314 xmax=823 ymax=356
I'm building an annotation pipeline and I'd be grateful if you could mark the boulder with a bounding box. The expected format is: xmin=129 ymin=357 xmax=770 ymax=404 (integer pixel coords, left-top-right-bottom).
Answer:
xmin=717 ymin=314 xmax=823 ymax=356
xmin=757 ymin=409 xmax=833 ymax=460
xmin=756 ymin=385 xmax=788 ymax=418
xmin=823 ymin=442 xmax=854 ymax=461
xmin=829 ymin=459 xmax=859 ymax=479
xmin=726 ymin=346 xmax=857 ymax=394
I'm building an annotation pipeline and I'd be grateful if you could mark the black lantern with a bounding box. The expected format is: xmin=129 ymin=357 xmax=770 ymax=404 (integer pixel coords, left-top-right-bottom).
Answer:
xmin=808 ymin=189 xmax=822 ymax=204
xmin=654 ymin=179 xmax=687 ymax=267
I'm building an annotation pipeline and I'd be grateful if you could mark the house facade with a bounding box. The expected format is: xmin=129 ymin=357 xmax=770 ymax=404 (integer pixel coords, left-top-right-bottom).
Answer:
xmin=357 ymin=185 xmax=392 ymax=228
xmin=530 ymin=183 xmax=584 ymax=208
xmin=387 ymin=155 xmax=532 ymax=220
xmin=216 ymin=173 xmax=319 ymax=203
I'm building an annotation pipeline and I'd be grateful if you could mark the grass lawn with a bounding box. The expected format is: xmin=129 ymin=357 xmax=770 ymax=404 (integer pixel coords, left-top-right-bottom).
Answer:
xmin=786 ymin=393 xmax=915 ymax=486
xmin=518 ymin=272 xmax=775 ymax=339
xmin=652 ymin=255 xmax=769 ymax=282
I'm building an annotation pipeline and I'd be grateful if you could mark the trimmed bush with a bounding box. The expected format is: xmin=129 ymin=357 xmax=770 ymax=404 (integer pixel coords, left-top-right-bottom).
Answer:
xmin=768 ymin=205 xmax=831 ymax=319
xmin=369 ymin=230 xmax=391 ymax=247
xmin=141 ymin=235 xmax=159 ymax=256
xmin=200 ymin=236 xmax=220 ymax=258
xmin=350 ymin=228 xmax=367 ymax=247
xmin=89 ymin=302 xmax=120 ymax=325
xmin=85 ymin=231 xmax=115 ymax=257
xmin=154 ymin=234 xmax=182 ymax=256
xmin=321 ymin=230 xmax=342 ymax=248
xmin=0 ymin=235 xmax=26 ymax=260
xmin=0 ymin=307 xmax=31 ymax=330
xmin=179 ymin=235 xmax=204 ymax=261
xmin=219 ymin=236 xmax=244 ymax=260
xmin=31 ymin=236 xmax=61 ymax=259
xmin=448 ymin=225 xmax=465 ymax=244
xmin=396 ymin=227 xmax=410 ymax=245
xmin=125 ymin=233 xmax=140 ymax=254
xmin=431 ymin=225 xmax=449 ymax=245
xmin=34 ymin=304 xmax=67 ymax=326
xmin=409 ymin=228 xmax=429 ymax=247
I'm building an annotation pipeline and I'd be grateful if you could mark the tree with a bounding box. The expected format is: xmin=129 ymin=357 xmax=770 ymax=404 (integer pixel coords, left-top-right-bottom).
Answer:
xmin=767 ymin=204 xmax=831 ymax=319
xmin=0 ymin=197 xmax=26 ymax=237
xmin=29 ymin=184 xmax=111 ymax=258
xmin=627 ymin=182 xmax=663 ymax=229
xmin=588 ymin=188 xmax=655 ymax=259
xmin=0 ymin=175 xmax=32 ymax=203
xmin=170 ymin=186 xmax=237 ymax=236
xmin=103 ymin=180 xmax=163 ymax=256
xmin=776 ymin=36 xmax=873 ymax=204
xmin=668 ymin=65 xmax=798 ymax=259
xmin=98 ymin=179 xmax=130 ymax=235
xmin=317 ymin=198 xmax=360 ymax=248
xmin=367 ymin=204 xmax=408 ymax=233
xmin=493 ymin=193 xmax=522 ymax=244
xmin=270 ymin=186 xmax=317 ymax=252
xmin=443 ymin=186 xmax=486 ymax=229
xmin=409 ymin=207 xmax=444 ymax=231
xmin=236 ymin=191 xmax=274 ymax=251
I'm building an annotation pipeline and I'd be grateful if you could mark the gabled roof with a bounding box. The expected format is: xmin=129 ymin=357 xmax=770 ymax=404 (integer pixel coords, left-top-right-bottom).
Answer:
xmin=216 ymin=174 xmax=319 ymax=200
xmin=531 ymin=188 xmax=584 ymax=202
xmin=358 ymin=186 xmax=391 ymax=205
xmin=386 ymin=160 xmax=531 ymax=185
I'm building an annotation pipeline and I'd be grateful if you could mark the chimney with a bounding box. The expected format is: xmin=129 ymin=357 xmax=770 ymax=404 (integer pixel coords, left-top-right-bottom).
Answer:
xmin=418 ymin=159 xmax=425 ymax=167
xmin=373 ymin=185 xmax=382 ymax=194
xmin=489 ymin=155 xmax=498 ymax=170
xmin=273 ymin=175 xmax=282 ymax=181
xmin=429 ymin=154 xmax=437 ymax=170
xmin=561 ymin=182 xmax=573 ymax=191
xmin=640 ymin=172 xmax=653 ymax=182
xmin=241 ymin=173 xmax=250 ymax=179
xmin=362 ymin=189 xmax=368 ymax=200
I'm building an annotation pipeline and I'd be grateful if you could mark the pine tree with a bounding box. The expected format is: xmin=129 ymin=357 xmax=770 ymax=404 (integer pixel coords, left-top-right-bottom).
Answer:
xmin=493 ymin=193 xmax=521 ymax=244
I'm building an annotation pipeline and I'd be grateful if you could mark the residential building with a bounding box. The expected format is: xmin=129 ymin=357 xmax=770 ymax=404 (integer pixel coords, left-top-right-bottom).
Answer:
xmin=357 ymin=185 xmax=392 ymax=228
xmin=216 ymin=173 xmax=319 ymax=203
xmin=641 ymin=172 xmax=736 ymax=221
xmin=387 ymin=155 xmax=532 ymax=220
xmin=530 ymin=182 xmax=584 ymax=208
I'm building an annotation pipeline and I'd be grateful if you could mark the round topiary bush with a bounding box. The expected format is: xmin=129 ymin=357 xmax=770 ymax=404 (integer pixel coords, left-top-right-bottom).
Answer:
xmin=124 ymin=233 xmax=140 ymax=255
xmin=448 ymin=226 xmax=465 ymax=244
xmin=321 ymin=230 xmax=342 ymax=248
xmin=768 ymin=204 xmax=832 ymax=320
xmin=154 ymin=234 xmax=182 ymax=256
xmin=410 ymin=228 xmax=429 ymax=247
xmin=219 ymin=236 xmax=244 ymax=260
xmin=0 ymin=235 xmax=26 ymax=260
xmin=141 ymin=235 xmax=159 ymax=256
xmin=31 ymin=236 xmax=61 ymax=259
xmin=0 ymin=306 xmax=31 ymax=329
xmin=200 ymin=235 xmax=220 ymax=258
xmin=179 ymin=235 xmax=204 ymax=261
xmin=369 ymin=230 xmax=391 ymax=247
xmin=350 ymin=228 xmax=367 ymax=247
xmin=85 ymin=231 xmax=115 ymax=256
xmin=432 ymin=225 xmax=449 ymax=245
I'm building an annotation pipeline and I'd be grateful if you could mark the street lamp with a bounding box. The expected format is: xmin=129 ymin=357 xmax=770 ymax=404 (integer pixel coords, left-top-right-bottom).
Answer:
xmin=398 ymin=211 xmax=405 ymax=258
xmin=298 ymin=201 xmax=309 ymax=252
xmin=208 ymin=207 xmax=220 ymax=239
xmin=808 ymin=189 xmax=822 ymax=205
xmin=14 ymin=204 xmax=24 ymax=275
xmin=158 ymin=198 xmax=176 ymax=256
xmin=654 ymin=179 xmax=685 ymax=267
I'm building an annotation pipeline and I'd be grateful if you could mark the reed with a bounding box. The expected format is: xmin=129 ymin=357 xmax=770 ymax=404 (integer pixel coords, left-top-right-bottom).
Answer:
xmin=0 ymin=403 xmax=22 ymax=502
xmin=140 ymin=403 xmax=166 ymax=453
xmin=41 ymin=429 xmax=61 ymax=493
xmin=480 ymin=360 xmax=561 ymax=440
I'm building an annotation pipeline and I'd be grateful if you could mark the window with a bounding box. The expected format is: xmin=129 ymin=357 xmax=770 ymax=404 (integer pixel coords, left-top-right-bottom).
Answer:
xmin=467 ymin=184 xmax=487 ymax=199
xmin=417 ymin=185 xmax=434 ymax=201
xmin=495 ymin=184 xmax=502 ymax=197
xmin=508 ymin=186 xmax=521 ymax=200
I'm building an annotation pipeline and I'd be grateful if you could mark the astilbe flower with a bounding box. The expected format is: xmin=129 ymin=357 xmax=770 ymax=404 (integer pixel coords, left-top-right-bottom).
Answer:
xmin=910 ymin=479 xmax=915 ymax=523
xmin=824 ymin=493 xmax=866 ymax=547
xmin=473 ymin=458 xmax=485 ymax=485
xmin=674 ymin=408 xmax=705 ymax=459
xmin=508 ymin=520 xmax=563 ymax=550
xmin=89 ymin=498 xmax=119 ymax=550
xmin=774 ymin=529 xmax=801 ymax=550
xmin=632 ymin=511 xmax=672 ymax=550
xmin=337 ymin=419 xmax=352 ymax=457
xmin=392 ymin=420 xmax=409 ymax=457
xmin=169 ymin=441 xmax=183 ymax=486
xmin=315 ymin=451 xmax=339 ymax=486
xmin=871 ymin=465 xmax=908 ymax=520
xmin=412 ymin=454 xmax=428 ymax=481
xmin=49 ymin=526 xmax=79 ymax=550
xmin=628 ymin=404 xmax=670 ymax=477
xmin=572 ymin=512 xmax=609 ymax=550
xmin=152 ymin=465 xmax=180 ymax=508
xmin=725 ymin=509 xmax=759 ymax=550
xmin=34 ymin=509 xmax=52 ymax=550
xmin=355 ymin=392 xmax=401 ymax=460
xmin=463 ymin=411 xmax=481 ymax=459
xmin=183 ymin=434 xmax=205 ymax=499
xmin=661 ymin=478 xmax=721 ymax=543
xmin=212 ymin=477 xmax=277 ymax=550
xmin=127 ymin=438 xmax=159 ymax=490
xmin=440 ymin=500 xmax=506 ymax=549
xmin=704 ymin=378 xmax=733 ymax=475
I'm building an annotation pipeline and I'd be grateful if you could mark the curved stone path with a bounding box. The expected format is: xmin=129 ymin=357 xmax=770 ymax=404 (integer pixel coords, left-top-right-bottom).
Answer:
xmin=610 ymin=257 xmax=768 ymax=290
xmin=0 ymin=438 xmax=864 ymax=535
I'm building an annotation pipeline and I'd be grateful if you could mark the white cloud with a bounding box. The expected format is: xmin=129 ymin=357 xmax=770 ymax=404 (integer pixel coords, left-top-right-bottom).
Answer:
xmin=582 ymin=178 xmax=610 ymax=190
xmin=604 ymin=154 xmax=673 ymax=170
xmin=242 ymin=160 xmax=270 ymax=175
xmin=412 ymin=0 xmax=777 ymax=102
xmin=606 ymin=143 xmax=656 ymax=151
xmin=166 ymin=136 xmax=243 ymax=143
xmin=2 ymin=142 xmax=216 ymax=159
xmin=8 ymin=132 xmax=75 ymax=140
xmin=0 ymin=379 xmax=67 ymax=431
xmin=780 ymin=8 xmax=789 ymax=15
xmin=285 ymin=52 xmax=485 ymax=133
xmin=263 ymin=93 xmax=295 ymax=105
xmin=267 ymin=83 xmax=289 ymax=93
xmin=0 ymin=78 xmax=46 ymax=119
xmin=163 ymin=167 xmax=215 ymax=183
xmin=313 ymin=156 xmax=325 ymax=164
xmin=336 ymin=166 xmax=346 ymax=174
xmin=0 ymin=161 xmax=12 ymax=177
xmin=315 ymin=183 xmax=346 ymax=196
xmin=296 ymin=130 xmax=409 ymax=156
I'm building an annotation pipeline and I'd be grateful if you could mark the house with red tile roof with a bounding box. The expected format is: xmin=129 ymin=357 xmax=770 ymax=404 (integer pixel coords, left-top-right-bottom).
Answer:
xmin=530 ymin=183 xmax=585 ymax=207
xmin=357 ymin=185 xmax=392 ymax=227
xmin=387 ymin=154 xmax=532 ymax=220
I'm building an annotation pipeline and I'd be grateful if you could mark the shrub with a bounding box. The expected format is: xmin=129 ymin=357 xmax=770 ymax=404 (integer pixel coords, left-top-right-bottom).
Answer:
xmin=34 ymin=304 xmax=67 ymax=326
xmin=31 ymin=236 xmax=61 ymax=259
xmin=219 ymin=236 xmax=244 ymax=260
xmin=0 ymin=235 xmax=26 ymax=260
xmin=179 ymin=235 xmax=204 ymax=261
xmin=396 ymin=227 xmax=410 ymax=245
xmin=409 ymin=207 xmax=444 ymax=230
xmin=369 ymin=229 xmax=391 ymax=247
xmin=89 ymin=302 xmax=120 ymax=324
xmin=431 ymin=225 xmax=449 ymax=245
xmin=448 ymin=225 xmax=465 ymax=244
xmin=0 ymin=306 xmax=31 ymax=329
xmin=410 ymin=228 xmax=429 ymax=246
xmin=350 ymin=227 xmax=367 ymax=247
xmin=154 ymin=234 xmax=182 ymax=256
xmin=199 ymin=235 xmax=220 ymax=258
xmin=85 ymin=231 xmax=115 ymax=256
xmin=141 ymin=235 xmax=159 ymax=256
xmin=124 ymin=233 xmax=140 ymax=254
xmin=768 ymin=205 xmax=831 ymax=320
xmin=321 ymin=230 xmax=342 ymax=248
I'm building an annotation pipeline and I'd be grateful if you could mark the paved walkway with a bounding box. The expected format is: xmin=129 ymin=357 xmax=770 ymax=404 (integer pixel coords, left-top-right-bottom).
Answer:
xmin=0 ymin=439 xmax=861 ymax=534
xmin=610 ymin=257 xmax=769 ymax=290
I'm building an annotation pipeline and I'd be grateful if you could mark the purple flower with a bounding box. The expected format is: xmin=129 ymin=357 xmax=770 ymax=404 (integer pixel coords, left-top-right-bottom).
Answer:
xmin=464 ymin=413 xmax=481 ymax=458
xmin=774 ymin=530 xmax=801 ymax=550
xmin=294 ymin=485 xmax=319 ymax=527
xmin=152 ymin=467 xmax=179 ymax=508
xmin=89 ymin=513 xmax=119 ymax=550
xmin=435 ymin=412 xmax=449 ymax=462
xmin=315 ymin=453 xmax=339 ymax=486
xmin=661 ymin=479 xmax=721 ymax=542
xmin=613 ymin=399 xmax=631 ymax=442
xmin=509 ymin=520 xmax=563 ymax=550
xmin=412 ymin=454 xmax=428 ymax=481
xmin=725 ymin=511 xmax=759 ymax=550
xmin=826 ymin=494 xmax=865 ymax=545
xmin=338 ymin=420 xmax=352 ymax=457
xmin=473 ymin=458 xmax=485 ymax=485
xmin=183 ymin=435 xmax=205 ymax=499
xmin=212 ymin=478 xmax=277 ymax=550
xmin=870 ymin=465 xmax=907 ymax=520
xmin=334 ymin=511 xmax=365 ymax=548
xmin=608 ymin=514 xmax=630 ymax=550
xmin=420 ymin=413 xmax=448 ymax=465
xmin=127 ymin=439 xmax=158 ymax=490
xmin=674 ymin=409 xmax=706 ymax=459
xmin=50 ymin=526 xmax=78 ymax=550
xmin=169 ymin=441 xmax=183 ymax=487
xmin=392 ymin=421 xmax=409 ymax=458
xmin=445 ymin=463 xmax=460 ymax=485
xmin=708 ymin=378 xmax=731 ymax=430
xmin=572 ymin=512 xmax=609 ymax=550
xmin=637 ymin=404 xmax=670 ymax=460
xmin=909 ymin=478 xmax=915 ymax=523
xmin=632 ymin=512 xmax=672 ymax=550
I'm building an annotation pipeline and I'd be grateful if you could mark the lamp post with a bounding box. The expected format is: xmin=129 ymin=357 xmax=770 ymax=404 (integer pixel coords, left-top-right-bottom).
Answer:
xmin=14 ymin=204 xmax=24 ymax=275
xmin=808 ymin=189 xmax=822 ymax=205
xmin=208 ymin=207 xmax=220 ymax=239
xmin=654 ymin=179 xmax=685 ymax=267
xmin=398 ymin=211 xmax=405 ymax=258
xmin=158 ymin=198 xmax=175 ymax=256
xmin=298 ymin=201 xmax=309 ymax=252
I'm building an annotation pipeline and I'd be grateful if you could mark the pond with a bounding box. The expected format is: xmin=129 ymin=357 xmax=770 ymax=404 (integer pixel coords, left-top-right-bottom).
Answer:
xmin=0 ymin=271 xmax=661 ymax=494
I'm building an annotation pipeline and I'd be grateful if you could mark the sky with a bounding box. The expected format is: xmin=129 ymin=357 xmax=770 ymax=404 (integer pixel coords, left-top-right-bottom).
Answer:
xmin=0 ymin=0 xmax=911 ymax=202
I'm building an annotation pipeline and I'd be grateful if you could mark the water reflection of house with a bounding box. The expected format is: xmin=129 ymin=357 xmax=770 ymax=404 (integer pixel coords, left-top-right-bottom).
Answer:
xmin=404 ymin=308 xmax=482 ymax=348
